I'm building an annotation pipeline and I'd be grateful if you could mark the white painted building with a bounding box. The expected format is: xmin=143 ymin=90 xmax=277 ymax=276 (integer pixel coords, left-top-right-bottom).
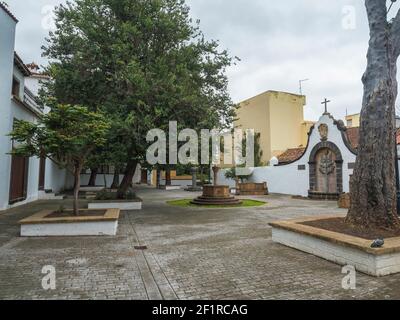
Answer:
xmin=0 ymin=4 xmax=71 ymax=211
xmin=219 ymin=112 xmax=392 ymax=199
xmin=0 ymin=3 xmax=17 ymax=211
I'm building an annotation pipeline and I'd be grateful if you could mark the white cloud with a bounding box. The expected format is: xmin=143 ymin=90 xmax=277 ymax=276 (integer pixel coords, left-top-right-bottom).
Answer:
xmin=6 ymin=0 xmax=400 ymax=121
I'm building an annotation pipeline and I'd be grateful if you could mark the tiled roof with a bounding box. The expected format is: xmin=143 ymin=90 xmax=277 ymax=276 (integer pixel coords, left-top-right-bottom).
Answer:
xmin=0 ymin=2 xmax=18 ymax=22
xmin=345 ymin=127 xmax=359 ymax=150
xmin=278 ymin=127 xmax=400 ymax=164
xmin=14 ymin=52 xmax=31 ymax=76
xmin=26 ymin=62 xmax=51 ymax=79
xmin=278 ymin=147 xmax=306 ymax=164
xmin=345 ymin=127 xmax=400 ymax=150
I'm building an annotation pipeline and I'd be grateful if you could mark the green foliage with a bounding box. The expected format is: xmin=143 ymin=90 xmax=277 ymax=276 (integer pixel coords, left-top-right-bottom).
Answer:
xmin=95 ymin=188 xmax=137 ymax=200
xmin=42 ymin=0 xmax=237 ymax=176
xmin=56 ymin=205 xmax=66 ymax=214
xmin=9 ymin=104 xmax=110 ymax=170
xmin=9 ymin=104 xmax=110 ymax=215
xmin=95 ymin=189 xmax=115 ymax=201
xmin=124 ymin=187 xmax=136 ymax=200
xmin=224 ymin=132 xmax=265 ymax=182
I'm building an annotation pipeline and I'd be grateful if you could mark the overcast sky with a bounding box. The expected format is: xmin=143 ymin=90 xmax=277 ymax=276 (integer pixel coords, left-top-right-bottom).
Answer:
xmin=5 ymin=0 xmax=400 ymax=121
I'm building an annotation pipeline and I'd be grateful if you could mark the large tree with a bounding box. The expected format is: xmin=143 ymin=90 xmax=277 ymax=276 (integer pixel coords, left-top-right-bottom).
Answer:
xmin=347 ymin=0 xmax=400 ymax=230
xmin=43 ymin=0 xmax=236 ymax=197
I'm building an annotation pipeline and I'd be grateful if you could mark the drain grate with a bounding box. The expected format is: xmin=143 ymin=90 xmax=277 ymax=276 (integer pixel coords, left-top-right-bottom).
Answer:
xmin=134 ymin=245 xmax=148 ymax=250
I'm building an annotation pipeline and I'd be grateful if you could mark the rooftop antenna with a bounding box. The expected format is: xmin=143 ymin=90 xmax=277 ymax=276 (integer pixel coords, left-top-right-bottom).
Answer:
xmin=299 ymin=79 xmax=309 ymax=95
xmin=388 ymin=0 xmax=397 ymax=14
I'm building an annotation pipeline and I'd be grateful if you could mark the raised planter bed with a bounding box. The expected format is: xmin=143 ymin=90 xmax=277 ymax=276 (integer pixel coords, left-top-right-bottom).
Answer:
xmin=19 ymin=209 xmax=120 ymax=237
xmin=338 ymin=193 xmax=351 ymax=209
xmin=79 ymin=186 xmax=106 ymax=192
xmin=88 ymin=198 xmax=142 ymax=210
xmin=160 ymin=185 xmax=181 ymax=191
xmin=237 ymin=182 xmax=268 ymax=196
xmin=270 ymin=215 xmax=400 ymax=277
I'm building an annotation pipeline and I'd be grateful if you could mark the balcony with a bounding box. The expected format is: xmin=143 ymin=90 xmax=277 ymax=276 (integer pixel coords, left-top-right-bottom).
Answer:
xmin=23 ymin=87 xmax=42 ymax=112
xmin=11 ymin=87 xmax=43 ymax=117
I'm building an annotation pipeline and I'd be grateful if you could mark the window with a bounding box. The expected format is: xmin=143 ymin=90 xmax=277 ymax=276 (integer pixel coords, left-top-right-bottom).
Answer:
xmin=347 ymin=119 xmax=353 ymax=127
xmin=12 ymin=77 xmax=20 ymax=97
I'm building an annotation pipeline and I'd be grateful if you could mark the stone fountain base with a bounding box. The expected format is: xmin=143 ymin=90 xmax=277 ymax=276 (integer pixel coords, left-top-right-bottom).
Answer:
xmin=191 ymin=185 xmax=242 ymax=206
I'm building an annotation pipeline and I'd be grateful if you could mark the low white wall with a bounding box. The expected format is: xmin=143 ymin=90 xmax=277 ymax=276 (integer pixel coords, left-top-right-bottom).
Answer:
xmin=218 ymin=114 xmax=361 ymax=197
xmin=21 ymin=220 xmax=119 ymax=237
xmin=160 ymin=179 xmax=192 ymax=187
xmin=45 ymin=160 xmax=72 ymax=193
xmin=80 ymin=166 xmax=141 ymax=188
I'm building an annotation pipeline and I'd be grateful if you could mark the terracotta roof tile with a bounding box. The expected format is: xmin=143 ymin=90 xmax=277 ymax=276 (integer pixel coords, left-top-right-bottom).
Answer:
xmin=14 ymin=52 xmax=31 ymax=76
xmin=346 ymin=127 xmax=359 ymax=150
xmin=345 ymin=127 xmax=400 ymax=150
xmin=278 ymin=126 xmax=400 ymax=165
xmin=278 ymin=147 xmax=306 ymax=164
xmin=0 ymin=2 xmax=18 ymax=22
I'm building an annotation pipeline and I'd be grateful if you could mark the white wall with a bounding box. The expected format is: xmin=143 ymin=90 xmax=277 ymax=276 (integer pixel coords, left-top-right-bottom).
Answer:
xmin=0 ymin=10 xmax=17 ymax=210
xmin=44 ymin=160 xmax=72 ymax=193
xmin=159 ymin=179 xmax=192 ymax=187
xmin=80 ymin=166 xmax=141 ymax=188
xmin=219 ymin=114 xmax=357 ymax=197
xmin=10 ymin=97 xmax=41 ymax=205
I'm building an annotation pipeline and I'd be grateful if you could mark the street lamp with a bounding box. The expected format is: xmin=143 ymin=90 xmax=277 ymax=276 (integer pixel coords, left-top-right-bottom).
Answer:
xmin=388 ymin=0 xmax=398 ymax=14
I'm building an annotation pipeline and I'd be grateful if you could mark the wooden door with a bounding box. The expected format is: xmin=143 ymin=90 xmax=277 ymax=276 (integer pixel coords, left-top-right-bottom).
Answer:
xmin=9 ymin=155 xmax=29 ymax=204
xmin=141 ymin=170 xmax=148 ymax=184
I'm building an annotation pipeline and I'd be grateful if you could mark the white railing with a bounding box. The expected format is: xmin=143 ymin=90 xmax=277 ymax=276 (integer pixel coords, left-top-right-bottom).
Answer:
xmin=23 ymin=87 xmax=43 ymax=113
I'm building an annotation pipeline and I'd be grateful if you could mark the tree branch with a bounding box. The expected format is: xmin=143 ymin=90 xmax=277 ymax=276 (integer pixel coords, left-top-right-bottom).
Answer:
xmin=391 ymin=7 xmax=400 ymax=57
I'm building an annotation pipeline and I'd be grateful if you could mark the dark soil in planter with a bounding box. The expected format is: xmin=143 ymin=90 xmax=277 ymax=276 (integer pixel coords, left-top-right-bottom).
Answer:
xmin=95 ymin=191 xmax=139 ymax=201
xmin=46 ymin=210 xmax=107 ymax=218
xmin=301 ymin=217 xmax=400 ymax=240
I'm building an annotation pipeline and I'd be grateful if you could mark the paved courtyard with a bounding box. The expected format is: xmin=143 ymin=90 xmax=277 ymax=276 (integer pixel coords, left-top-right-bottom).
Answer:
xmin=1 ymin=186 xmax=400 ymax=300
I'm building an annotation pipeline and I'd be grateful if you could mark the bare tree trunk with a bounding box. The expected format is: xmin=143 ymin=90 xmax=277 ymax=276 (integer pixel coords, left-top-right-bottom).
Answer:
xmin=73 ymin=163 xmax=82 ymax=216
xmin=111 ymin=167 xmax=120 ymax=189
xmin=117 ymin=160 xmax=138 ymax=199
xmin=88 ymin=167 xmax=98 ymax=186
xmin=347 ymin=0 xmax=400 ymax=230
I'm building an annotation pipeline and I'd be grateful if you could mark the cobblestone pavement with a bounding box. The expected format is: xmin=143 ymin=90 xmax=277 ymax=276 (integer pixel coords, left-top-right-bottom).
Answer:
xmin=1 ymin=186 xmax=400 ymax=300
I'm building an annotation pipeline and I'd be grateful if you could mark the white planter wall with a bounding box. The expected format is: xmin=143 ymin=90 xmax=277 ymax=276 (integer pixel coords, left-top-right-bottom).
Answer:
xmin=80 ymin=165 xmax=141 ymax=188
xmin=21 ymin=220 xmax=119 ymax=237
xmin=88 ymin=201 xmax=142 ymax=210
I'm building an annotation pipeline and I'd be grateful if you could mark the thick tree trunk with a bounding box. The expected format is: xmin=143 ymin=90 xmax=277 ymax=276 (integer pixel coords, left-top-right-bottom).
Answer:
xmin=111 ymin=167 xmax=120 ymax=190
xmin=165 ymin=166 xmax=172 ymax=186
xmin=73 ymin=163 xmax=82 ymax=216
xmin=88 ymin=167 xmax=98 ymax=186
xmin=117 ymin=160 xmax=138 ymax=199
xmin=346 ymin=0 xmax=400 ymax=230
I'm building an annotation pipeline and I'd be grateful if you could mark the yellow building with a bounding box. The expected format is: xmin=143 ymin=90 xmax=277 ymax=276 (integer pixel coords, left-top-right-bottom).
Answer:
xmin=235 ymin=90 xmax=312 ymax=164
xmin=345 ymin=113 xmax=360 ymax=128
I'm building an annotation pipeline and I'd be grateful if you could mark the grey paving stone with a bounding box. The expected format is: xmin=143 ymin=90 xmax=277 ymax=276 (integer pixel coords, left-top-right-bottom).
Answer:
xmin=0 ymin=187 xmax=399 ymax=300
